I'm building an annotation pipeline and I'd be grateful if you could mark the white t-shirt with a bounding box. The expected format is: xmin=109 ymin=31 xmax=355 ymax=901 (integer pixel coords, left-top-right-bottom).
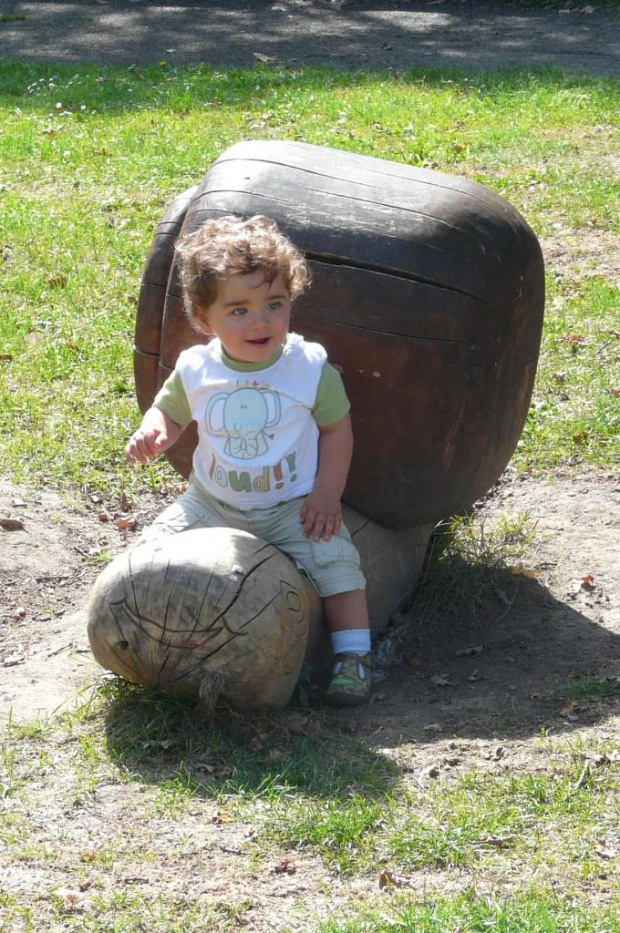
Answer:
xmin=163 ymin=334 xmax=330 ymax=509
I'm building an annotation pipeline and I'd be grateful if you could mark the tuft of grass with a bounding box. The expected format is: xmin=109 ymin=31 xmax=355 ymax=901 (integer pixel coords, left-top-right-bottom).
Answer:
xmin=407 ymin=509 xmax=537 ymax=629
xmin=557 ymin=674 xmax=620 ymax=702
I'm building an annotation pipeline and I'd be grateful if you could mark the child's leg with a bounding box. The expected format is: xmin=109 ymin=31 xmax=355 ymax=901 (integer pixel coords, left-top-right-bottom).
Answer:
xmin=323 ymin=589 xmax=372 ymax=707
xmin=323 ymin=589 xmax=369 ymax=632
xmin=138 ymin=484 xmax=251 ymax=543
xmin=250 ymin=499 xmax=371 ymax=706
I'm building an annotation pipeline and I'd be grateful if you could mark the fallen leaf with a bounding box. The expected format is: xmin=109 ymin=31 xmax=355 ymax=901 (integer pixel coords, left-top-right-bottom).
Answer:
xmin=273 ymin=858 xmax=296 ymax=875
xmin=423 ymin=722 xmax=443 ymax=733
xmin=508 ymin=567 xmax=539 ymax=579
xmin=379 ymin=869 xmax=410 ymax=888
xmin=115 ymin=517 xmax=137 ymax=531
xmin=266 ymin=746 xmax=289 ymax=762
xmin=97 ymin=510 xmax=110 ymax=522
xmin=47 ymin=274 xmax=67 ymax=288
xmin=572 ymin=430 xmax=589 ymax=444
xmin=581 ymin=573 xmax=596 ymax=590
xmin=380 ymin=42 xmax=394 ymax=50
xmin=0 ymin=516 xmax=25 ymax=530
xmin=0 ymin=354 xmax=13 ymax=362
xmin=253 ymin=52 xmax=276 ymax=64
xmin=430 ymin=674 xmax=452 ymax=687
xmin=611 ymin=388 xmax=620 ymax=397
xmin=211 ymin=810 xmax=231 ymax=824
xmin=468 ymin=669 xmax=485 ymax=682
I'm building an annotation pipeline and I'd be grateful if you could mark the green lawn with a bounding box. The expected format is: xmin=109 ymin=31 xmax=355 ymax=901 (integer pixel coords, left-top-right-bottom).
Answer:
xmin=1 ymin=63 xmax=618 ymax=493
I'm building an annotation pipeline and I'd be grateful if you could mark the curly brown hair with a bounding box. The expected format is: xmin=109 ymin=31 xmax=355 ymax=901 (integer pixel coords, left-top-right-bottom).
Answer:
xmin=175 ymin=215 xmax=310 ymax=328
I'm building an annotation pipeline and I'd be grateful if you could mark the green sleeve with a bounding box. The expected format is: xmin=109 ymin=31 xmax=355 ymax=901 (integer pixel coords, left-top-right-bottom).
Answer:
xmin=152 ymin=369 xmax=192 ymax=426
xmin=312 ymin=362 xmax=350 ymax=427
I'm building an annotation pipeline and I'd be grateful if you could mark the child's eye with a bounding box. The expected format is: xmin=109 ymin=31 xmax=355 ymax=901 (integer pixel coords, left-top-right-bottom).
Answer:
xmin=266 ymin=301 xmax=282 ymax=312
xmin=231 ymin=306 xmax=248 ymax=317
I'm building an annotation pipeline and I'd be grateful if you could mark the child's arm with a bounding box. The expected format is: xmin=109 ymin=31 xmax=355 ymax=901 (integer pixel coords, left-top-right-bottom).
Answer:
xmin=300 ymin=414 xmax=353 ymax=541
xmin=125 ymin=406 xmax=184 ymax=465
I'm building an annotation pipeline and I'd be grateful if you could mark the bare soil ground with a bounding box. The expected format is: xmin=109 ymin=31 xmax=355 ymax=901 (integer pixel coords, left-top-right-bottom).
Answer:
xmin=2 ymin=466 xmax=619 ymax=744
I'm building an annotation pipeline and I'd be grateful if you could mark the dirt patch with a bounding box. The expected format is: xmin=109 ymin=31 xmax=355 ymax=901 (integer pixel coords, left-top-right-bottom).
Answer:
xmin=0 ymin=483 xmax=176 ymax=720
xmin=342 ymin=467 xmax=620 ymax=767
xmin=2 ymin=468 xmax=619 ymax=739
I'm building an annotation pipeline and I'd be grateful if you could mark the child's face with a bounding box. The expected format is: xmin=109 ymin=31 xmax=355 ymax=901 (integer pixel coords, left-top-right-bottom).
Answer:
xmin=196 ymin=271 xmax=292 ymax=363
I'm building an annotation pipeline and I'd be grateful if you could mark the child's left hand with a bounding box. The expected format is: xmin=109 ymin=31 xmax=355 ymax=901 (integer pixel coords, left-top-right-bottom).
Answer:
xmin=300 ymin=488 xmax=342 ymax=541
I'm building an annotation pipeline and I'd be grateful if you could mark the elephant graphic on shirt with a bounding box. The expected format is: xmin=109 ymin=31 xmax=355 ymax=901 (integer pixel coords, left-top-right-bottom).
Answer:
xmin=205 ymin=387 xmax=282 ymax=459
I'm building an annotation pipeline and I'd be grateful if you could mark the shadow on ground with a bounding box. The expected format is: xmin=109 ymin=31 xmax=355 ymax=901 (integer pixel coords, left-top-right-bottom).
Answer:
xmin=0 ymin=0 xmax=618 ymax=75
xmin=101 ymin=565 xmax=620 ymax=796
xmin=349 ymin=565 xmax=620 ymax=746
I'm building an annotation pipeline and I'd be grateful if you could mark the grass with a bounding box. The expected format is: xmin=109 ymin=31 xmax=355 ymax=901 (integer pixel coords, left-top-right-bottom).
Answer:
xmin=1 ymin=60 xmax=620 ymax=931
xmin=0 ymin=63 xmax=619 ymax=493
xmin=314 ymin=890 xmax=620 ymax=933
xmin=4 ymin=681 xmax=620 ymax=929
xmin=406 ymin=509 xmax=538 ymax=631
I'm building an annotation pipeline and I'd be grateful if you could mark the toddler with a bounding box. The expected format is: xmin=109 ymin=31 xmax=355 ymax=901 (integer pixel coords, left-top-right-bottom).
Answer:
xmin=126 ymin=215 xmax=371 ymax=706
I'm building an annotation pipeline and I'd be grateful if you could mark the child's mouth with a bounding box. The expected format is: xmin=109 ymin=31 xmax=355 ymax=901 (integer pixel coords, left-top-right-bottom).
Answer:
xmin=247 ymin=337 xmax=270 ymax=346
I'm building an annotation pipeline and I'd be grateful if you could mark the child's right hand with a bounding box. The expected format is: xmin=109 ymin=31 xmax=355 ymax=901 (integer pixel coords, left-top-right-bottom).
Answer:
xmin=125 ymin=407 xmax=182 ymax=465
xmin=125 ymin=427 xmax=169 ymax=465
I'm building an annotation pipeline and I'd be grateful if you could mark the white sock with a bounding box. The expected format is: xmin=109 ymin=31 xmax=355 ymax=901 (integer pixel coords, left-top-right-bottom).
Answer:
xmin=330 ymin=629 xmax=371 ymax=657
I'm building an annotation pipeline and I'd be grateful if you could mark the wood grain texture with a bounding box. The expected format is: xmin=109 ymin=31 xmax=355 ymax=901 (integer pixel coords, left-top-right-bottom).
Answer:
xmin=87 ymin=527 xmax=318 ymax=709
xmin=133 ymin=141 xmax=544 ymax=528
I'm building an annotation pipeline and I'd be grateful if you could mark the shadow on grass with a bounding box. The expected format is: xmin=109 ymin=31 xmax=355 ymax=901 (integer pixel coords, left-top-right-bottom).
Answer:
xmin=101 ymin=678 xmax=400 ymax=801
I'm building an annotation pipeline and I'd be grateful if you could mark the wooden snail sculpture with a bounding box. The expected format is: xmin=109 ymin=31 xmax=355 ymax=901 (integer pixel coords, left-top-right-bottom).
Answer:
xmin=88 ymin=141 xmax=544 ymax=710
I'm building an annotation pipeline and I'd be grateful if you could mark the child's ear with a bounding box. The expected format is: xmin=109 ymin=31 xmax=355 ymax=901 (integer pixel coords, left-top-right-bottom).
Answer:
xmin=194 ymin=315 xmax=213 ymax=337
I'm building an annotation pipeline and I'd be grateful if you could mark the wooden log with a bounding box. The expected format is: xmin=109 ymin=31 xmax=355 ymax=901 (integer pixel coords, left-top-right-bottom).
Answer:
xmin=87 ymin=513 xmax=434 ymax=707
xmin=133 ymin=141 xmax=544 ymax=529
xmin=87 ymin=527 xmax=320 ymax=710
xmin=134 ymin=186 xmax=197 ymax=408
